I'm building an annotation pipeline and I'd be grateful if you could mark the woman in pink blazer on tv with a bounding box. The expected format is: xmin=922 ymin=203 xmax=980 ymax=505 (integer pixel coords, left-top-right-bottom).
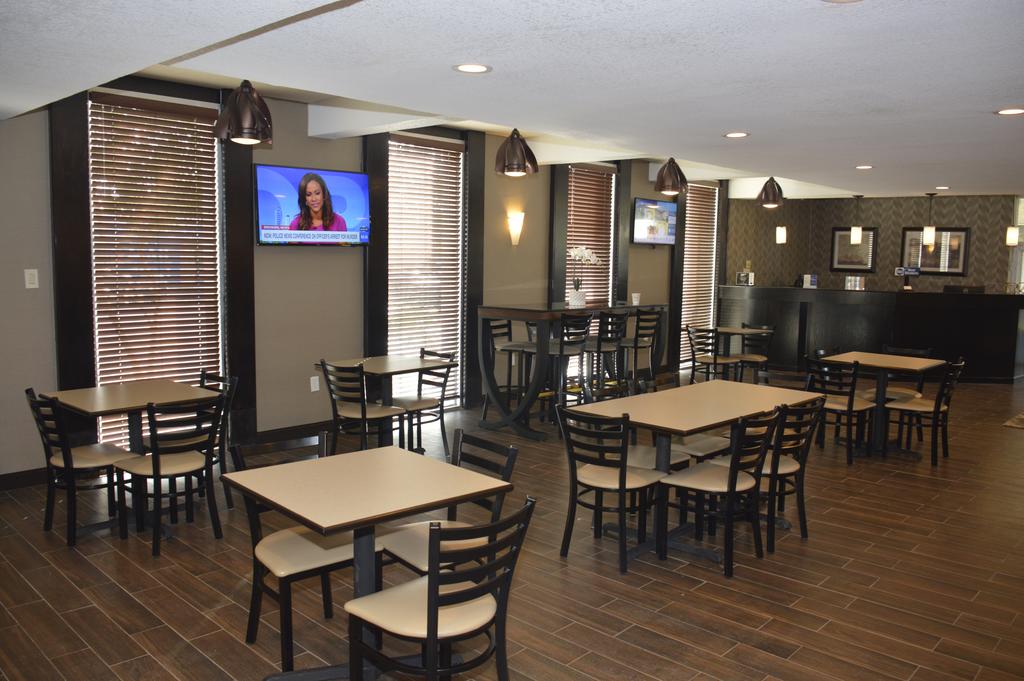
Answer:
xmin=288 ymin=172 xmax=347 ymax=231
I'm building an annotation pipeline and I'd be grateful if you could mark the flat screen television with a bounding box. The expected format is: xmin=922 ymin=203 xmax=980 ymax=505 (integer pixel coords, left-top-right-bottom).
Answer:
xmin=255 ymin=164 xmax=370 ymax=246
xmin=631 ymin=197 xmax=677 ymax=245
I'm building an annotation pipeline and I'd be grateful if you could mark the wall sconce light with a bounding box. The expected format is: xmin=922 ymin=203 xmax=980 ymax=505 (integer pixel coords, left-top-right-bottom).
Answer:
xmin=922 ymin=192 xmax=937 ymax=246
xmin=776 ymin=225 xmax=787 ymax=244
xmin=758 ymin=176 xmax=784 ymax=208
xmin=654 ymin=157 xmax=688 ymax=196
xmin=508 ymin=211 xmax=525 ymax=246
xmin=495 ymin=129 xmax=538 ymax=177
xmin=850 ymin=194 xmax=863 ymax=245
xmin=1007 ymin=225 xmax=1020 ymax=247
xmin=213 ymin=80 xmax=272 ymax=145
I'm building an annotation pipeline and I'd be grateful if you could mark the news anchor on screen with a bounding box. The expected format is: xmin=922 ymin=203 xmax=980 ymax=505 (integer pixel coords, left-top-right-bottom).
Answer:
xmin=288 ymin=172 xmax=347 ymax=232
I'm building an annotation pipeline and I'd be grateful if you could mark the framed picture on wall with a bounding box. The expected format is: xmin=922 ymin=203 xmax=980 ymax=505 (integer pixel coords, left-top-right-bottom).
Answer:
xmin=900 ymin=227 xmax=970 ymax=275
xmin=830 ymin=227 xmax=877 ymax=272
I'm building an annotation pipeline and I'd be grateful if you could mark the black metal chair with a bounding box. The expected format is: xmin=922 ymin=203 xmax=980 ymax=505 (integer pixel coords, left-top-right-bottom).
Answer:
xmin=764 ymin=399 xmax=825 ymax=552
xmin=529 ymin=312 xmax=592 ymax=421
xmin=480 ymin=319 xmax=531 ymax=420
xmin=393 ymin=348 xmax=455 ymax=456
xmin=887 ymin=360 xmax=965 ymax=466
xmin=199 ymin=369 xmax=238 ymax=509
xmin=25 ymin=388 xmax=131 ymax=546
xmin=380 ymin=429 xmax=518 ymax=574
xmin=584 ymin=310 xmax=629 ymax=400
xmin=321 ymin=360 xmax=406 ymax=452
xmin=684 ymin=325 xmax=740 ymax=383
xmin=621 ymin=307 xmax=661 ymax=381
xmin=735 ymin=323 xmax=774 ymax=384
xmin=805 ymin=358 xmax=873 ymax=465
xmin=345 ymin=498 xmax=537 ymax=681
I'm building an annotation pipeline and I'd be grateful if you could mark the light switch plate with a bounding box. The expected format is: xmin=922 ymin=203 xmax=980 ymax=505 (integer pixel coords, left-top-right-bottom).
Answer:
xmin=24 ymin=269 xmax=39 ymax=289
xmin=310 ymin=375 xmax=320 ymax=392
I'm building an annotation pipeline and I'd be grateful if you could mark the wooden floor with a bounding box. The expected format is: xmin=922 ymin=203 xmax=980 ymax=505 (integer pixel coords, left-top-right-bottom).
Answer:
xmin=2 ymin=379 xmax=1024 ymax=681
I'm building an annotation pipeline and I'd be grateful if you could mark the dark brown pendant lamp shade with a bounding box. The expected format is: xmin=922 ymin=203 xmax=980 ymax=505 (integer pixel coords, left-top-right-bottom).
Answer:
xmin=758 ymin=176 xmax=784 ymax=208
xmin=654 ymin=157 xmax=687 ymax=196
xmin=495 ymin=128 xmax=538 ymax=177
xmin=213 ymin=80 xmax=273 ymax=145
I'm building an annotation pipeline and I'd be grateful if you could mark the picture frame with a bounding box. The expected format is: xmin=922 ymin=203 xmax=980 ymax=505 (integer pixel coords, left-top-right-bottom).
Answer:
xmin=900 ymin=227 xmax=970 ymax=276
xmin=830 ymin=227 xmax=877 ymax=273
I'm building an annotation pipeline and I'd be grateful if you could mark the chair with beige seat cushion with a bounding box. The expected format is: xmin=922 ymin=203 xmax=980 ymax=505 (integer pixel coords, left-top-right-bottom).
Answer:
xmin=380 ymin=429 xmax=518 ymax=575
xmin=115 ymin=395 xmax=225 ymax=556
xmin=763 ymin=399 xmax=824 ymax=552
xmin=735 ymin=323 xmax=774 ymax=384
xmin=321 ymin=360 xmax=406 ymax=453
xmin=392 ymin=348 xmax=455 ymax=457
xmin=346 ymin=497 xmax=536 ymax=681
xmin=656 ymin=409 xmax=777 ymax=577
xmin=887 ymin=359 xmax=964 ymax=466
xmin=557 ymin=407 xmax=665 ymax=573
xmin=805 ymin=357 xmax=873 ymax=465
xmin=684 ymin=325 xmax=740 ymax=383
xmin=620 ymin=307 xmax=662 ymax=381
xmin=26 ymin=388 xmax=132 ymax=547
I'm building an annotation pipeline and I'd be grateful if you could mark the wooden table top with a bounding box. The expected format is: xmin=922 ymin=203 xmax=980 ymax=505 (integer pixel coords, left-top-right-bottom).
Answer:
xmin=825 ymin=351 xmax=946 ymax=373
xmin=223 ymin=446 xmax=511 ymax=535
xmin=716 ymin=326 xmax=773 ymax=335
xmin=569 ymin=380 xmax=822 ymax=436
xmin=318 ymin=355 xmax=457 ymax=377
xmin=42 ymin=379 xmax=218 ymax=417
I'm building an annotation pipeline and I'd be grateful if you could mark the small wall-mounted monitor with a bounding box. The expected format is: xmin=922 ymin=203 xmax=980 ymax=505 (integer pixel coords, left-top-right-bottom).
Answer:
xmin=255 ymin=164 xmax=370 ymax=246
xmin=631 ymin=197 xmax=677 ymax=245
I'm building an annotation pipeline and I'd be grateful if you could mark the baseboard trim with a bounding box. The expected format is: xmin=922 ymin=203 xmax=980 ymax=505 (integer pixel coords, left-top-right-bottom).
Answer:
xmin=0 ymin=467 xmax=47 ymax=491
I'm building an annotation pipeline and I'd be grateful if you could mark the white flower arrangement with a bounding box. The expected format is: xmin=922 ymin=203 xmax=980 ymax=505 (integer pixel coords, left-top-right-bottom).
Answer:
xmin=568 ymin=246 xmax=602 ymax=291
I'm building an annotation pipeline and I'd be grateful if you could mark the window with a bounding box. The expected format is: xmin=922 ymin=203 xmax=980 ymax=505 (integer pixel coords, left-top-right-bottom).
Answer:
xmin=387 ymin=134 xmax=465 ymax=401
xmin=88 ymin=94 xmax=222 ymax=443
xmin=565 ymin=164 xmax=616 ymax=304
xmin=679 ymin=184 xmax=720 ymax=361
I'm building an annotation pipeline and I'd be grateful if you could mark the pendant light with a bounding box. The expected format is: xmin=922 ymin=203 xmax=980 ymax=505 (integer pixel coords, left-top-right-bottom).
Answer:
xmin=758 ymin=176 xmax=784 ymax=208
xmin=775 ymin=226 xmax=787 ymax=244
xmin=1007 ymin=225 xmax=1020 ymax=247
xmin=495 ymin=128 xmax=538 ymax=177
xmin=922 ymin=192 xmax=937 ymax=246
xmin=213 ymin=80 xmax=272 ymax=145
xmin=654 ymin=157 xmax=688 ymax=196
xmin=850 ymin=195 xmax=864 ymax=245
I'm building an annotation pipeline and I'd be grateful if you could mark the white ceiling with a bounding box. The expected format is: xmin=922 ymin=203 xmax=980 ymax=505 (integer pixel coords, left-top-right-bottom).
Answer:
xmin=3 ymin=0 xmax=1023 ymax=198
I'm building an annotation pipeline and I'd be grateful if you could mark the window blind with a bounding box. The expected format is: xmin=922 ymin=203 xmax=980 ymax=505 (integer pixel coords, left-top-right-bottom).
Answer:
xmin=680 ymin=184 xmax=720 ymax=361
xmin=88 ymin=95 xmax=222 ymax=444
xmin=565 ymin=165 xmax=615 ymax=304
xmin=387 ymin=138 xmax=465 ymax=401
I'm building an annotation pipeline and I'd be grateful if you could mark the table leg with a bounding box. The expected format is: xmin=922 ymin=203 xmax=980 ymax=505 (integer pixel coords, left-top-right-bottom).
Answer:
xmin=478 ymin=316 xmax=551 ymax=440
xmin=869 ymin=370 xmax=889 ymax=454
xmin=127 ymin=410 xmax=144 ymax=453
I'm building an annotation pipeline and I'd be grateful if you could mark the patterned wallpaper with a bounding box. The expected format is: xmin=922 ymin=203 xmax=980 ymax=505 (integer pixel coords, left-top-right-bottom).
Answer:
xmin=728 ymin=196 xmax=1017 ymax=292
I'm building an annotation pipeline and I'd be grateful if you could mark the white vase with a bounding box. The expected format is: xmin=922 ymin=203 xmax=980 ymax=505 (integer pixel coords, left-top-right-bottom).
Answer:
xmin=567 ymin=289 xmax=587 ymax=308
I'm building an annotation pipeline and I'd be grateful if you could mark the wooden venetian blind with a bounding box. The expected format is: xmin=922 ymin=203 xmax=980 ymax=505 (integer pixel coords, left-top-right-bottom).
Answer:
xmin=565 ymin=165 xmax=615 ymax=304
xmin=88 ymin=95 xmax=222 ymax=444
xmin=680 ymin=184 xmax=720 ymax=360
xmin=387 ymin=136 xmax=465 ymax=401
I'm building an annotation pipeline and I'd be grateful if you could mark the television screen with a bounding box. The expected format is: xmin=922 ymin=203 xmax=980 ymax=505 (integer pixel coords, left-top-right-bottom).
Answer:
xmin=255 ymin=164 xmax=370 ymax=246
xmin=632 ymin=197 xmax=677 ymax=245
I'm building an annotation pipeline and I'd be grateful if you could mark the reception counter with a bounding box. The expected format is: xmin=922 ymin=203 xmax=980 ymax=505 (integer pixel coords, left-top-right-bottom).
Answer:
xmin=718 ymin=286 xmax=1024 ymax=382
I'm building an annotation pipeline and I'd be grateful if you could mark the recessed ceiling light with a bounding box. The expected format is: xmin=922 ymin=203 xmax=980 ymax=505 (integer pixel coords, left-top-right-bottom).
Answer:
xmin=935 ymin=186 xmax=949 ymax=190
xmin=996 ymin=107 xmax=1024 ymax=116
xmin=453 ymin=64 xmax=491 ymax=74
xmin=723 ymin=131 xmax=749 ymax=139
xmin=855 ymin=165 xmax=873 ymax=170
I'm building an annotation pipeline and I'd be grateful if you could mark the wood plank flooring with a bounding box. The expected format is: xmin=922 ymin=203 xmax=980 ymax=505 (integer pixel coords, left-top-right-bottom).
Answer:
xmin=1 ymin=379 xmax=1023 ymax=680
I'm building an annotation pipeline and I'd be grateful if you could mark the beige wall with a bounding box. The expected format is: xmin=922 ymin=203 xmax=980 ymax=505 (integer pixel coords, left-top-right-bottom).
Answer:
xmin=251 ymin=99 xmax=364 ymax=431
xmin=626 ymin=160 xmax=673 ymax=305
xmin=0 ymin=110 xmax=57 ymax=475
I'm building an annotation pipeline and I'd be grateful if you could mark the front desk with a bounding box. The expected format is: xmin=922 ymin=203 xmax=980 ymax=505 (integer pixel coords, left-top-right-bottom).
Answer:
xmin=718 ymin=286 xmax=1024 ymax=382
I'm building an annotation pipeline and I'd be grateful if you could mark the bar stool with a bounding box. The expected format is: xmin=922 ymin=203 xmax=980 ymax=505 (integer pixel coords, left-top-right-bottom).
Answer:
xmin=525 ymin=313 xmax=592 ymax=422
xmin=584 ymin=310 xmax=629 ymax=400
xmin=480 ymin=320 xmax=531 ymax=420
xmin=620 ymin=308 xmax=661 ymax=381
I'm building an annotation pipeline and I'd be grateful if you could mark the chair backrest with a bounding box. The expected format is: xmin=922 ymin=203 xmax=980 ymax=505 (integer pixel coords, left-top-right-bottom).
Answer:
xmin=417 ymin=348 xmax=455 ymax=401
xmin=770 ymin=398 xmax=825 ymax=471
xmin=805 ymin=357 xmax=860 ymax=406
xmin=631 ymin=308 xmax=661 ymax=348
xmin=426 ymin=497 xmax=537 ymax=648
xmin=556 ymin=406 xmax=630 ymax=489
xmin=486 ymin=319 xmax=512 ymax=358
xmin=934 ymin=359 xmax=965 ymax=413
xmin=558 ymin=313 xmax=592 ymax=356
xmin=321 ymin=360 xmax=367 ymax=422
xmin=594 ymin=311 xmax=628 ymax=352
xmin=451 ymin=429 xmax=518 ymax=522
xmin=25 ymin=388 xmax=73 ymax=470
xmin=687 ymin=326 xmax=719 ymax=359
xmin=723 ymin=410 xmax=778 ymax=493
xmin=200 ymin=369 xmax=237 ymax=454
xmin=741 ymin=323 xmax=774 ymax=356
xmin=145 ymin=395 xmax=224 ymax=478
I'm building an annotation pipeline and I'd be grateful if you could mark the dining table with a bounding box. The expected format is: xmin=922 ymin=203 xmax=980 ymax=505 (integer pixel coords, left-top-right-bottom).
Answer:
xmin=824 ymin=351 xmax=946 ymax=454
xmin=477 ymin=301 xmax=668 ymax=441
xmin=223 ymin=446 xmax=512 ymax=678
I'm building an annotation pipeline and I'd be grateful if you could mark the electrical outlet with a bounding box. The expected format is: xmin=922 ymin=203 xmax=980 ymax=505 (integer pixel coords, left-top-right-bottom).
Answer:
xmin=24 ymin=269 xmax=39 ymax=289
xmin=310 ymin=375 xmax=320 ymax=392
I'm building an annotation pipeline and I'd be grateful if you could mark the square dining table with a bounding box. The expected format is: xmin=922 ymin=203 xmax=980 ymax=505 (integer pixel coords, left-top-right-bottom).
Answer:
xmin=223 ymin=446 xmax=511 ymax=677
xmin=825 ymin=351 xmax=946 ymax=454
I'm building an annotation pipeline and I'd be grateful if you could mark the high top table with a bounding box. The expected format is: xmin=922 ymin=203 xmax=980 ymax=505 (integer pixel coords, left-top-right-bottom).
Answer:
xmin=478 ymin=302 xmax=668 ymax=440
xmin=825 ymin=351 xmax=946 ymax=454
